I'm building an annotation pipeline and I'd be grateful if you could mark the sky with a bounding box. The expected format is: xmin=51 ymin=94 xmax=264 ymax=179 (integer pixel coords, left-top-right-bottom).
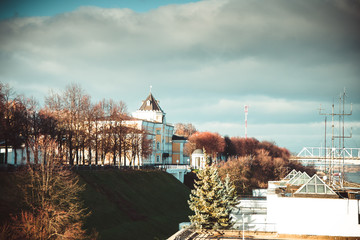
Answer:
xmin=1 ymin=0 xmax=359 ymax=154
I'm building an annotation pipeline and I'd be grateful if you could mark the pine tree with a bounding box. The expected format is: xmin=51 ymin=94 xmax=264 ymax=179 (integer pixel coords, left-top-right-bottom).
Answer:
xmin=214 ymin=174 xmax=238 ymax=229
xmin=188 ymin=150 xmax=238 ymax=230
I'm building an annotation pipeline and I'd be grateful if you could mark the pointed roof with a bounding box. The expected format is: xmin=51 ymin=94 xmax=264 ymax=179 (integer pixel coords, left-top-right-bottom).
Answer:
xmin=138 ymin=93 xmax=164 ymax=112
xmin=290 ymin=172 xmax=311 ymax=186
xmin=283 ymin=169 xmax=298 ymax=180
xmin=295 ymin=175 xmax=337 ymax=195
xmin=287 ymin=171 xmax=302 ymax=184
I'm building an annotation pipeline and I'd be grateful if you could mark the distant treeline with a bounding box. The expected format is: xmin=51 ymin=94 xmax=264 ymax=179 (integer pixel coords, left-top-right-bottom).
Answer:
xmin=182 ymin=131 xmax=315 ymax=194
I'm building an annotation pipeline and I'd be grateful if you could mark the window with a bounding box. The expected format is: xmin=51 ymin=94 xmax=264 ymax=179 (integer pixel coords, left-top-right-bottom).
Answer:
xmin=147 ymin=100 xmax=151 ymax=106
xmin=156 ymin=130 xmax=161 ymax=135
xmin=156 ymin=155 xmax=160 ymax=162
xmin=156 ymin=142 xmax=160 ymax=150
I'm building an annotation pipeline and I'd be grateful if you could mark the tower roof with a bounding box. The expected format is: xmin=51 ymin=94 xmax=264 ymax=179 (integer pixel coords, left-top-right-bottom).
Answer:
xmin=138 ymin=93 xmax=164 ymax=112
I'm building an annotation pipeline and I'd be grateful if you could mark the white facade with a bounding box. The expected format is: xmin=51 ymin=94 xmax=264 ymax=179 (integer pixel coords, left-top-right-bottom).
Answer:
xmin=125 ymin=119 xmax=174 ymax=165
xmin=132 ymin=110 xmax=164 ymax=123
xmin=130 ymin=92 xmax=188 ymax=166
xmin=267 ymin=194 xmax=360 ymax=237
xmin=191 ymin=149 xmax=206 ymax=169
xmin=232 ymin=199 xmax=273 ymax=232
xmin=231 ymin=171 xmax=360 ymax=238
xmin=0 ymin=148 xmax=36 ymax=165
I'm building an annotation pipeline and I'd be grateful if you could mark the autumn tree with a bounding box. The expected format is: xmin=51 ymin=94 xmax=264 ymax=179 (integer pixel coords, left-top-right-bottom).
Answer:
xmin=0 ymin=83 xmax=16 ymax=164
xmin=185 ymin=132 xmax=225 ymax=160
xmin=218 ymin=141 xmax=316 ymax=194
xmin=6 ymin=140 xmax=90 ymax=240
xmin=0 ymin=83 xmax=4 ymax=163
xmin=45 ymin=84 xmax=96 ymax=166
xmin=218 ymin=156 xmax=252 ymax=194
xmin=21 ymin=97 xmax=39 ymax=164
xmin=175 ymin=123 xmax=197 ymax=138
xmin=92 ymin=102 xmax=104 ymax=166
xmin=8 ymin=99 xmax=28 ymax=165
xmin=222 ymin=136 xmax=236 ymax=161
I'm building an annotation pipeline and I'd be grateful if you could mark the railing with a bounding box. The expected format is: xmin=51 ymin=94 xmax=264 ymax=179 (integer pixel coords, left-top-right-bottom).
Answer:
xmin=296 ymin=147 xmax=360 ymax=159
xmin=157 ymin=164 xmax=189 ymax=170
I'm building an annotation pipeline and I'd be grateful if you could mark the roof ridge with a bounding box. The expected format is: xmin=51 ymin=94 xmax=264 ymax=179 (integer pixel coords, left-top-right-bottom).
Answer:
xmin=138 ymin=93 xmax=164 ymax=112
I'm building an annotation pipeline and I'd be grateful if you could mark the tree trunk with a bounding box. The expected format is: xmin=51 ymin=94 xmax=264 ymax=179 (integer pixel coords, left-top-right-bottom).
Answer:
xmin=14 ymin=147 xmax=17 ymax=165
xmin=4 ymin=140 xmax=8 ymax=165
xmin=118 ymin=138 xmax=122 ymax=168
xmin=113 ymin=136 xmax=117 ymax=166
xmin=26 ymin=142 xmax=30 ymax=164
xmin=69 ymin=134 xmax=74 ymax=165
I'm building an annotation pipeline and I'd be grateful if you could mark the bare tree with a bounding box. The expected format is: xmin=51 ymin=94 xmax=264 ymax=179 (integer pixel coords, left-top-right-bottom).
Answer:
xmin=92 ymin=102 xmax=104 ymax=166
xmin=174 ymin=123 xmax=197 ymax=138
xmin=9 ymin=139 xmax=90 ymax=239
xmin=0 ymin=83 xmax=15 ymax=164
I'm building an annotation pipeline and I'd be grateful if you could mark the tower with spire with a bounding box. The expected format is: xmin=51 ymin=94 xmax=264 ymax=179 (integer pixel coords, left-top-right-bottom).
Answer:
xmin=132 ymin=89 xmax=166 ymax=123
xmin=128 ymin=88 xmax=188 ymax=167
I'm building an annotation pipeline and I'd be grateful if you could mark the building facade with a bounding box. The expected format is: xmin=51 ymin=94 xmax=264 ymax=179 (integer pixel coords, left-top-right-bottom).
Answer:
xmin=130 ymin=92 xmax=188 ymax=166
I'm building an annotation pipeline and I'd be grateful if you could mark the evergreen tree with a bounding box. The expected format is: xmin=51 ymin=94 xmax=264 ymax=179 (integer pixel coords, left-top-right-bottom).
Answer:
xmin=214 ymin=174 xmax=238 ymax=229
xmin=188 ymin=150 xmax=238 ymax=230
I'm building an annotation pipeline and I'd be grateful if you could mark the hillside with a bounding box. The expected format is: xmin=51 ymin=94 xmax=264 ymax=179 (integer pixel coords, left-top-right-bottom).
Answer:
xmin=0 ymin=169 xmax=192 ymax=240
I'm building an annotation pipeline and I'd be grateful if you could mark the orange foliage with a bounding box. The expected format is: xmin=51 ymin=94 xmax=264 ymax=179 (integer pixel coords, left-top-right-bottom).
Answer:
xmin=186 ymin=131 xmax=225 ymax=158
xmin=218 ymin=140 xmax=316 ymax=195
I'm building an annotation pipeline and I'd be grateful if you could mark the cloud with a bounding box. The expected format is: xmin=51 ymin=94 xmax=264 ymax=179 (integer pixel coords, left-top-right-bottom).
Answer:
xmin=0 ymin=0 xmax=359 ymax=151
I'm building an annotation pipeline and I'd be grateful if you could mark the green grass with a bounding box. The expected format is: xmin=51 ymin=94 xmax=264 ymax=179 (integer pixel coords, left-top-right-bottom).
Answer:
xmin=76 ymin=169 xmax=191 ymax=240
xmin=0 ymin=169 xmax=192 ymax=240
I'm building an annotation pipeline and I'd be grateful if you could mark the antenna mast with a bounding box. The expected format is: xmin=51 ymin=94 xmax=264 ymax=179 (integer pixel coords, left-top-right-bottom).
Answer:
xmin=319 ymin=89 xmax=352 ymax=187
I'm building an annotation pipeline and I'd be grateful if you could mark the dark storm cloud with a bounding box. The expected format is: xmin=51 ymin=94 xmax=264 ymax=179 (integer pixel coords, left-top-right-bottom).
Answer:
xmin=0 ymin=0 xmax=359 ymax=152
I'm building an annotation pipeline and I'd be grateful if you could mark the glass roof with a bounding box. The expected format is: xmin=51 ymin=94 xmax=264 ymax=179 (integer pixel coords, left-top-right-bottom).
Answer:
xmin=295 ymin=175 xmax=336 ymax=195
xmin=283 ymin=169 xmax=298 ymax=180
xmin=289 ymin=172 xmax=311 ymax=186
xmin=287 ymin=171 xmax=302 ymax=184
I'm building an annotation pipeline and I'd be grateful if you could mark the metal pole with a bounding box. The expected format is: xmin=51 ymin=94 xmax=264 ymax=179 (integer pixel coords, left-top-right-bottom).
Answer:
xmin=242 ymin=213 xmax=245 ymax=240
xmin=331 ymin=103 xmax=334 ymax=184
xmin=324 ymin=116 xmax=327 ymax=175
xmin=342 ymin=89 xmax=345 ymax=186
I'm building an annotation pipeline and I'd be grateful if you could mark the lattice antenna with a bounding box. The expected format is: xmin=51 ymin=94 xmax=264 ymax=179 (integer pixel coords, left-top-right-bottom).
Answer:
xmin=319 ymin=89 xmax=352 ymax=187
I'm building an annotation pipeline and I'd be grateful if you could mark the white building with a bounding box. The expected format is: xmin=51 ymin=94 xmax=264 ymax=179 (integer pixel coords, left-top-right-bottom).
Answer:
xmin=190 ymin=149 xmax=206 ymax=169
xmin=130 ymin=92 xmax=188 ymax=166
xmin=232 ymin=169 xmax=360 ymax=238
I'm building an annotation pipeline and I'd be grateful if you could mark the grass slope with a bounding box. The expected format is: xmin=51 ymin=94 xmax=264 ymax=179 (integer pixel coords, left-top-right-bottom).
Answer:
xmin=0 ymin=169 xmax=192 ymax=240
xmin=77 ymin=170 xmax=191 ymax=240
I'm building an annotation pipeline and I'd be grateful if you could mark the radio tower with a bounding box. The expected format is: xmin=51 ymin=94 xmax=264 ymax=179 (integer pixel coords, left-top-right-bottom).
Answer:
xmin=244 ymin=105 xmax=248 ymax=139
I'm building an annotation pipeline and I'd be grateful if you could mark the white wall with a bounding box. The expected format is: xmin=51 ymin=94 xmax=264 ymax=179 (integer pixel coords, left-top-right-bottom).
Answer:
xmin=232 ymin=199 xmax=274 ymax=232
xmin=166 ymin=168 xmax=189 ymax=183
xmin=1 ymin=148 xmax=36 ymax=165
xmin=267 ymin=194 xmax=360 ymax=237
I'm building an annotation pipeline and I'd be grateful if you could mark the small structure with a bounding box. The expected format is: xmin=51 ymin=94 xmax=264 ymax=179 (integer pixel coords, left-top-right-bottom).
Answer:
xmin=191 ymin=149 xmax=206 ymax=169
xmin=294 ymin=174 xmax=337 ymax=197
xmin=169 ymin=168 xmax=360 ymax=239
